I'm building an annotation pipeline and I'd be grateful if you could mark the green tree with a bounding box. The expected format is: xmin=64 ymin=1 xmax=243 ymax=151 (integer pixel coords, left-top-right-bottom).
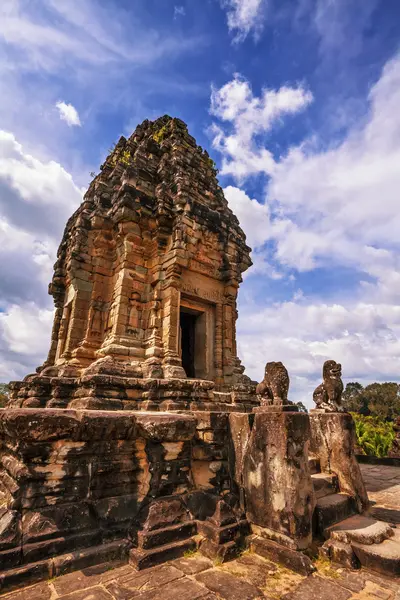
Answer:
xmin=363 ymin=382 xmax=400 ymax=420
xmin=342 ymin=382 xmax=366 ymax=413
xmin=342 ymin=381 xmax=400 ymax=420
xmin=295 ymin=401 xmax=308 ymax=413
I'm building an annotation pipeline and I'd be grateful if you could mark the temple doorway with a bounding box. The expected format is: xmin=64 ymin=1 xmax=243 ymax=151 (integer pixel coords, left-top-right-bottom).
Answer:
xmin=180 ymin=309 xmax=197 ymax=378
xmin=179 ymin=297 xmax=214 ymax=381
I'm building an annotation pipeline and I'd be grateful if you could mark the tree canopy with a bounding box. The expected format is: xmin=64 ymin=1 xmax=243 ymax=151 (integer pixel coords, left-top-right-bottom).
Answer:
xmin=342 ymin=381 xmax=400 ymax=420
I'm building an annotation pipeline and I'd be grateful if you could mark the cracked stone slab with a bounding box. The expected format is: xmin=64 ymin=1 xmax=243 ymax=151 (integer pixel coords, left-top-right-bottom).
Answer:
xmin=281 ymin=575 xmax=352 ymax=600
xmin=196 ymin=569 xmax=265 ymax=600
xmin=327 ymin=515 xmax=394 ymax=545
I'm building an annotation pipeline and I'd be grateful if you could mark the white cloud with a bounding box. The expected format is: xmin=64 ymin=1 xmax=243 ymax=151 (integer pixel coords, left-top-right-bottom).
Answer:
xmin=210 ymin=57 xmax=400 ymax=280
xmin=0 ymin=131 xmax=83 ymax=381
xmin=211 ymin=54 xmax=400 ymax=403
xmin=56 ymin=101 xmax=81 ymax=127
xmin=221 ymin=0 xmax=267 ymax=42
xmin=224 ymin=185 xmax=270 ymax=249
xmin=237 ymin=297 xmax=400 ymax=407
xmin=0 ymin=304 xmax=54 ymax=357
xmin=0 ymin=0 xmax=205 ymax=177
xmin=210 ymin=74 xmax=313 ymax=179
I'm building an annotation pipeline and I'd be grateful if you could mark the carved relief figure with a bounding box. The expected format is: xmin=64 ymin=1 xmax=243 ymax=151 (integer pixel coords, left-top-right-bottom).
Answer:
xmin=88 ymin=297 xmax=106 ymax=337
xmin=149 ymin=299 xmax=161 ymax=331
xmin=104 ymin=299 xmax=117 ymax=338
xmin=57 ymin=303 xmax=72 ymax=358
xmin=127 ymin=292 xmax=142 ymax=335
xmin=173 ymin=224 xmax=185 ymax=249
xmin=313 ymin=360 xmax=344 ymax=412
xmin=256 ymin=361 xmax=290 ymax=406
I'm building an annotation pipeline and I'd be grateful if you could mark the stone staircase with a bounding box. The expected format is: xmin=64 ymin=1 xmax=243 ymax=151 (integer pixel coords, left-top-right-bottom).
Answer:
xmin=129 ymin=521 xmax=197 ymax=570
xmin=310 ymin=454 xmax=400 ymax=577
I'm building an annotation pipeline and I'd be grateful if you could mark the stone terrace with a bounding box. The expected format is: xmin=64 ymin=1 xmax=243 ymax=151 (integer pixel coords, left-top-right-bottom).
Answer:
xmin=1 ymin=547 xmax=399 ymax=600
xmin=360 ymin=463 xmax=400 ymax=525
xmin=2 ymin=465 xmax=399 ymax=600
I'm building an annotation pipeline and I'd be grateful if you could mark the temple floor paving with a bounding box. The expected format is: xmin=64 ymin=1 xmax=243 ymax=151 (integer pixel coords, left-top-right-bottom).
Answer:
xmin=1 ymin=553 xmax=399 ymax=600
xmin=2 ymin=464 xmax=400 ymax=600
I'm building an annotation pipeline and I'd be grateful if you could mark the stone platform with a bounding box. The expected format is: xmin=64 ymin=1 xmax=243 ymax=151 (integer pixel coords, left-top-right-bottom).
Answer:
xmin=1 ymin=465 xmax=399 ymax=599
xmin=360 ymin=463 xmax=400 ymax=525
xmin=1 ymin=550 xmax=399 ymax=600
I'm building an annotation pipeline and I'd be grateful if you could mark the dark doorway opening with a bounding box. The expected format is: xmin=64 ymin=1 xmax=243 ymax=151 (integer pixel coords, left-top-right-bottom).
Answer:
xmin=180 ymin=310 xmax=197 ymax=378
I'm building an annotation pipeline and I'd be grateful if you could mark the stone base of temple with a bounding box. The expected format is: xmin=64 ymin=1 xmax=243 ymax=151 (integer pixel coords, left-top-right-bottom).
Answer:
xmin=8 ymin=375 xmax=258 ymax=411
xmin=253 ymin=404 xmax=299 ymax=413
xmin=1 ymin=402 xmax=399 ymax=592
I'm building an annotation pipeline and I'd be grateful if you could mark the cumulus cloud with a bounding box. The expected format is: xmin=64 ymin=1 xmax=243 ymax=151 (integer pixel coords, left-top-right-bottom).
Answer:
xmin=0 ymin=0 xmax=206 ymax=168
xmin=210 ymin=74 xmax=313 ymax=179
xmin=211 ymin=57 xmax=400 ymax=280
xmin=211 ymin=54 xmax=400 ymax=404
xmin=220 ymin=0 xmax=267 ymax=42
xmin=237 ymin=298 xmax=400 ymax=406
xmin=56 ymin=101 xmax=81 ymax=127
xmin=224 ymin=185 xmax=270 ymax=249
xmin=0 ymin=131 xmax=83 ymax=380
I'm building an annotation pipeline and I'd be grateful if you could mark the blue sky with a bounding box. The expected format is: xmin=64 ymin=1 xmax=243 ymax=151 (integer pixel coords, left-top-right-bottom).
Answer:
xmin=1 ymin=0 xmax=400 ymax=405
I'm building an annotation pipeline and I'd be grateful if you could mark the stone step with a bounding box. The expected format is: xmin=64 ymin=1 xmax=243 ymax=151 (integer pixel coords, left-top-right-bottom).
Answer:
xmin=129 ymin=537 xmax=197 ymax=570
xmin=314 ymin=493 xmax=356 ymax=534
xmin=308 ymin=455 xmax=321 ymax=475
xmin=311 ymin=473 xmax=338 ymax=499
xmin=352 ymin=528 xmax=400 ymax=577
xmin=324 ymin=514 xmax=395 ymax=544
xmin=137 ymin=521 xmax=197 ymax=550
xmin=197 ymin=519 xmax=249 ymax=545
xmin=250 ymin=535 xmax=315 ymax=576
xmin=199 ymin=538 xmax=238 ymax=563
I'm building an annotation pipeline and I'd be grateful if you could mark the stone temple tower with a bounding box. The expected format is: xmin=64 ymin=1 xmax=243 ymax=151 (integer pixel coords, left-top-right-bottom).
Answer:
xmin=10 ymin=116 xmax=257 ymax=410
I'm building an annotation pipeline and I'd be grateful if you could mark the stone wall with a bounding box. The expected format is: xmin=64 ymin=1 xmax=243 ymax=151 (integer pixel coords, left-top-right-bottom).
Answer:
xmin=0 ymin=410 xmax=198 ymax=570
xmin=0 ymin=408 xmax=249 ymax=574
xmin=9 ymin=374 xmax=257 ymax=412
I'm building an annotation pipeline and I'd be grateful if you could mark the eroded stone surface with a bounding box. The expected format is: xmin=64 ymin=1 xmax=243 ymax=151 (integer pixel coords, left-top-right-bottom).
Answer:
xmin=312 ymin=360 xmax=344 ymax=413
xmin=1 ymin=550 xmax=399 ymax=600
xmin=8 ymin=116 xmax=256 ymax=407
xmin=243 ymin=412 xmax=315 ymax=549
xmin=310 ymin=413 xmax=369 ymax=512
xmin=196 ymin=569 xmax=264 ymax=599
xmin=255 ymin=362 xmax=290 ymax=407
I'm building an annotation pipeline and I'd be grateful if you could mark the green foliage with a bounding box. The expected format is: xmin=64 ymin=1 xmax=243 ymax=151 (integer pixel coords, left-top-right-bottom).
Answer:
xmin=343 ymin=381 xmax=400 ymax=420
xmin=119 ymin=149 xmax=132 ymax=167
xmin=205 ymin=155 xmax=218 ymax=172
xmin=153 ymin=124 xmax=169 ymax=144
xmin=363 ymin=382 xmax=400 ymax=420
xmin=342 ymin=382 xmax=366 ymax=413
xmin=0 ymin=383 xmax=9 ymax=408
xmin=352 ymin=413 xmax=395 ymax=457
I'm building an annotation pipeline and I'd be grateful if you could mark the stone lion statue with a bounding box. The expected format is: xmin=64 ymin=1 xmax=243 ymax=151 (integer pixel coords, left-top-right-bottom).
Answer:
xmin=313 ymin=360 xmax=344 ymax=412
xmin=256 ymin=361 xmax=290 ymax=406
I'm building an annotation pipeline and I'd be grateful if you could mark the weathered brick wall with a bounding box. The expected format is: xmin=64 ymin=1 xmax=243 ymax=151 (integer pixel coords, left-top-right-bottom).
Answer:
xmin=0 ymin=409 xmax=197 ymax=571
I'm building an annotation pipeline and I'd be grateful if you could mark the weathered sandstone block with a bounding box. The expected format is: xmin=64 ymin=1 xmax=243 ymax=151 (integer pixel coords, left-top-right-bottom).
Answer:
xmin=310 ymin=412 xmax=369 ymax=512
xmin=243 ymin=411 xmax=315 ymax=549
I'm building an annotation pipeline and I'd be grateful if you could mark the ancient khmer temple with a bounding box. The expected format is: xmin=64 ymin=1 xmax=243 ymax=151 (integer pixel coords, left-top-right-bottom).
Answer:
xmin=0 ymin=117 xmax=399 ymax=594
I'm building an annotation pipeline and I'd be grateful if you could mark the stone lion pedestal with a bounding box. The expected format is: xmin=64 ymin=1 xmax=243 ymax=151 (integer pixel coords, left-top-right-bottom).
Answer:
xmin=236 ymin=406 xmax=314 ymax=553
xmin=309 ymin=411 xmax=369 ymax=512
